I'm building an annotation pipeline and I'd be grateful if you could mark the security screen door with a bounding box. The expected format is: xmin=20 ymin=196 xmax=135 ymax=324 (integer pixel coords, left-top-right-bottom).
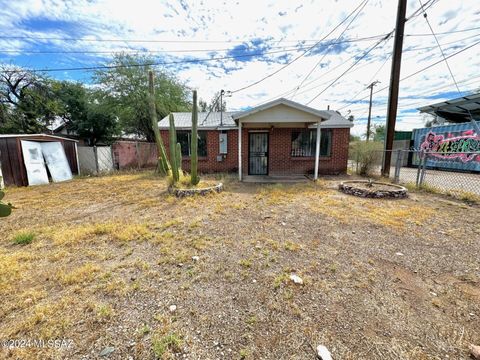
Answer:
xmin=248 ymin=132 xmax=269 ymax=175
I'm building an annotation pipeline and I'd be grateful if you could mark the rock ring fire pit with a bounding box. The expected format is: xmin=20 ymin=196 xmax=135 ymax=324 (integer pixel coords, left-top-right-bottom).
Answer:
xmin=339 ymin=180 xmax=407 ymax=199
xmin=169 ymin=182 xmax=223 ymax=198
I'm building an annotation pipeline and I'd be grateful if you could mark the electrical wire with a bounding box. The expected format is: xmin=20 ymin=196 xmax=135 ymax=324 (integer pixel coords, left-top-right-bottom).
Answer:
xmin=290 ymin=0 xmax=369 ymax=99
xmin=337 ymin=37 xmax=480 ymax=111
xmin=229 ymin=0 xmax=374 ymax=94
xmin=306 ymin=32 xmax=393 ymax=105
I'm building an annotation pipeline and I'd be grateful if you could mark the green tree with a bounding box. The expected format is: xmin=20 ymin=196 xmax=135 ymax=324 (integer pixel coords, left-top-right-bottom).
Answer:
xmin=372 ymin=124 xmax=385 ymax=141
xmin=0 ymin=66 xmax=61 ymax=133
xmin=56 ymin=82 xmax=119 ymax=145
xmin=93 ymin=53 xmax=190 ymax=141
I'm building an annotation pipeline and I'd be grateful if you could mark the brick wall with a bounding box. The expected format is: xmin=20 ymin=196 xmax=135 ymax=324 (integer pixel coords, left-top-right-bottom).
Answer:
xmin=149 ymin=127 xmax=349 ymax=176
xmin=112 ymin=141 xmax=158 ymax=169
xmin=241 ymin=127 xmax=350 ymax=176
xmin=160 ymin=130 xmax=238 ymax=173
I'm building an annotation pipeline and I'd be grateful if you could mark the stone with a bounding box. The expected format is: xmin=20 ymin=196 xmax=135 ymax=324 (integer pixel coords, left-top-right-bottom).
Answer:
xmin=169 ymin=305 xmax=177 ymax=313
xmin=470 ymin=344 xmax=480 ymax=359
xmin=395 ymin=252 xmax=404 ymax=256
xmin=99 ymin=346 xmax=115 ymax=357
xmin=289 ymin=274 xmax=303 ymax=285
xmin=316 ymin=345 xmax=332 ymax=360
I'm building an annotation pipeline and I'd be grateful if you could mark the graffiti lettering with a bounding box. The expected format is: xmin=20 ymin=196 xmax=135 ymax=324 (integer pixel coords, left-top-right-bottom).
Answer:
xmin=420 ymin=131 xmax=480 ymax=162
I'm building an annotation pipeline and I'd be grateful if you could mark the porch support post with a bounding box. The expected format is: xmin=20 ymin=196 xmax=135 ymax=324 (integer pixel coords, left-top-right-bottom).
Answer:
xmin=238 ymin=120 xmax=242 ymax=181
xmin=314 ymin=121 xmax=321 ymax=181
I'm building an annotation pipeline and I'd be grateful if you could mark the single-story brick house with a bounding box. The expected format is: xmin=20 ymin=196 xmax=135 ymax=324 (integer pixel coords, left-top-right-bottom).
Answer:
xmin=158 ymin=98 xmax=352 ymax=180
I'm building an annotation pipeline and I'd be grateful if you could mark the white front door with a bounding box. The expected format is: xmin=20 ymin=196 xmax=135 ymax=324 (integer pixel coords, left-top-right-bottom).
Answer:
xmin=41 ymin=142 xmax=73 ymax=182
xmin=20 ymin=140 xmax=49 ymax=186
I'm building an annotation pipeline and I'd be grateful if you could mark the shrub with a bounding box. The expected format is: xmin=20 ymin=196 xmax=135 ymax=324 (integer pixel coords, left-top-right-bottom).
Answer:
xmin=349 ymin=141 xmax=383 ymax=176
xmin=12 ymin=231 xmax=35 ymax=245
xmin=152 ymin=333 xmax=182 ymax=358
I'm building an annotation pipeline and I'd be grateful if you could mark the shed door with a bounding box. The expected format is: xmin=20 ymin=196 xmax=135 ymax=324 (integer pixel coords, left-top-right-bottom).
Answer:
xmin=248 ymin=132 xmax=268 ymax=175
xmin=20 ymin=140 xmax=49 ymax=186
xmin=41 ymin=142 xmax=73 ymax=182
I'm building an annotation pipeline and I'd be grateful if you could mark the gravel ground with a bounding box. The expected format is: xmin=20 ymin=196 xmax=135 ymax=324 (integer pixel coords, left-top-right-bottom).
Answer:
xmin=0 ymin=171 xmax=479 ymax=360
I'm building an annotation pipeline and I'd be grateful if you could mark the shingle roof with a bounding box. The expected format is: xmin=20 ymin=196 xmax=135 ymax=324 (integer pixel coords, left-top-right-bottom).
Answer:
xmin=158 ymin=112 xmax=236 ymax=129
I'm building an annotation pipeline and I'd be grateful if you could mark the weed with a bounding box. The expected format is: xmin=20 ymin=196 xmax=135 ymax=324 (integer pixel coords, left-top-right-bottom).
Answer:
xmin=239 ymin=348 xmax=248 ymax=359
xmin=239 ymin=259 xmax=252 ymax=268
xmin=138 ymin=324 xmax=151 ymax=335
xmin=152 ymin=333 xmax=183 ymax=358
xmin=96 ymin=304 xmax=114 ymax=319
xmin=12 ymin=231 xmax=35 ymax=245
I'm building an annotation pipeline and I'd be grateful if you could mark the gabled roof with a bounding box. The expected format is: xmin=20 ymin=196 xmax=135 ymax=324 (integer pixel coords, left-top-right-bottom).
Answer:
xmin=232 ymin=98 xmax=332 ymax=120
xmin=158 ymin=98 xmax=352 ymax=129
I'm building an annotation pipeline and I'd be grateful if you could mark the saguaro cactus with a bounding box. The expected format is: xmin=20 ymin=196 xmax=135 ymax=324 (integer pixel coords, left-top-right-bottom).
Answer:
xmin=169 ymin=113 xmax=179 ymax=183
xmin=148 ymin=71 xmax=170 ymax=175
xmin=190 ymin=90 xmax=200 ymax=185
xmin=176 ymin=142 xmax=182 ymax=174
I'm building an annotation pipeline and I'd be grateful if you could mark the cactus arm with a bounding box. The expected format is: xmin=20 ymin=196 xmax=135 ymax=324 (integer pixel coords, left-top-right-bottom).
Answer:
xmin=190 ymin=90 xmax=200 ymax=185
xmin=148 ymin=70 xmax=170 ymax=175
xmin=176 ymin=142 xmax=182 ymax=174
xmin=169 ymin=113 xmax=179 ymax=183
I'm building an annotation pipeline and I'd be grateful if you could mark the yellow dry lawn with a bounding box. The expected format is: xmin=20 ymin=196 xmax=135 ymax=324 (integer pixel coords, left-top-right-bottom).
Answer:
xmin=0 ymin=171 xmax=478 ymax=360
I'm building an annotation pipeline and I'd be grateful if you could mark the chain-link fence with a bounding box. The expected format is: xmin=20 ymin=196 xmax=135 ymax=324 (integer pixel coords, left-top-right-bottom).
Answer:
xmin=349 ymin=149 xmax=480 ymax=197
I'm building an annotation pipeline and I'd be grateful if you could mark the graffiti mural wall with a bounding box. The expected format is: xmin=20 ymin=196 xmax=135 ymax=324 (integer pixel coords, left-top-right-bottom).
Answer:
xmin=412 ymin=121 xmax=480 ymax=172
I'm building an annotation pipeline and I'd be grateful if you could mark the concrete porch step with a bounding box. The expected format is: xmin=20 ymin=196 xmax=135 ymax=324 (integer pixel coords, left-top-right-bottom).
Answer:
xmin=242 ymin=175 xmax=310 ymax=183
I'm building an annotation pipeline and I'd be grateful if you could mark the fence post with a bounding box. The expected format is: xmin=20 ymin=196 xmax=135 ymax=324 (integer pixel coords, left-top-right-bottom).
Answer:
xmin=394 ymin=149 xmax=402 ymax=183
xmin=93 ymin=145 xmax=99 ymax=174
xmin=420 ymin=152 xmax=428 ymax=187
xmin=415 ymin=150 xmax=423 ymax=187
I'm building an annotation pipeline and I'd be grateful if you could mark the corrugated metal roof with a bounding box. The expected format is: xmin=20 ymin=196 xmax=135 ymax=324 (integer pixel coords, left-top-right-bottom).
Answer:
xmin=0 ymin=134 xmax=79 ymax=142
xmin=159 ymin=98 xmax=352 ymax=129
xmin=418 ymin=92 xmax=480 ymax=122
xmin=159 ymin=112 xmax=236 ymax=129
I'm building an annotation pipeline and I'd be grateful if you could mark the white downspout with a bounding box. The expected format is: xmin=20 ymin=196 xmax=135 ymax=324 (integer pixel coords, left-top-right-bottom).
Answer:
xmin=238 ymin=120 xmax=242 ymax=181
xmin=314 ymin=121 xmax=321 ymax=181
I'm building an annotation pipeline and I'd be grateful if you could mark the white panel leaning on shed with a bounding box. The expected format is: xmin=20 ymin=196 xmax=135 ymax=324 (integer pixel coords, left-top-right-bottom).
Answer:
xmin=21 ymin=140 xmax=49 ymax=186
xmin=41 ymin=142 xmax=73 ymax=182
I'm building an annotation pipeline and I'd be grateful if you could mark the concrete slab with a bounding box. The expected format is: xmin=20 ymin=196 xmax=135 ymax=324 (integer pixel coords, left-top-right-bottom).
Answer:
xmin=242 ymin=175 xmax=310 ymax=183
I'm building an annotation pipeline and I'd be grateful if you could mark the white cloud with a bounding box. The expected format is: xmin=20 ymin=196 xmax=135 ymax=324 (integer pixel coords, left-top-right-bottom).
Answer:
xmin=0 ymin=0 xmax=479 ymax=136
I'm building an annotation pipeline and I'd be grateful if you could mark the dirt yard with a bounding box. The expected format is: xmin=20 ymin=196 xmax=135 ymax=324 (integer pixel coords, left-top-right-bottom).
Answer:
xmin=0 ymin=172 xmax=479 ymax=360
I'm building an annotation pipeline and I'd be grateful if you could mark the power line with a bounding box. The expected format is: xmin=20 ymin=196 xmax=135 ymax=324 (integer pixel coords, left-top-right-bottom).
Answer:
xmin=0 ymin=35 xmax=389 ymax=55
xmin=229 ymin=0 xmax=375 ymax=94
xmin=290 ymin=0 xmax=369 ymax=99
xmin=417 ymin=0 xmax=480 ymax=133
xmin=306 ymin=32 xmax=393 ymax=105
xmin=337 ymin=37 xmax=480 ymax=111
xmin=0 ymin=46 xmax=313 ymax=73
xmin=251 ymin=0 xmax=441 ymax=107
xmin=405 ymin=25 xmax=480 ymax=37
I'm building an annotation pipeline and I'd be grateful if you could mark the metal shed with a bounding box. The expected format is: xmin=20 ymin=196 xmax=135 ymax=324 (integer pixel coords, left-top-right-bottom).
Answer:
xmin=0 ymin=134 xmax=79 ymax=187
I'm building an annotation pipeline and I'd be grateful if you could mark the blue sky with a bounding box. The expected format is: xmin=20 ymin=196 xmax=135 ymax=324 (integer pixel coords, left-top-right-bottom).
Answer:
xmin=0 ymin=0 xmax=479 ymax=136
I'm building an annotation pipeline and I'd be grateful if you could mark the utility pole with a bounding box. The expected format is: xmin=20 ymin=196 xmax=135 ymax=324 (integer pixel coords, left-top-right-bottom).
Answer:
xmin=366 ymin=80 xmax=380 ymax=141
xmin=220 ymin=89 xmax=225 ymax=127
xmin=382 ymin=0 xmax=407 ymax=176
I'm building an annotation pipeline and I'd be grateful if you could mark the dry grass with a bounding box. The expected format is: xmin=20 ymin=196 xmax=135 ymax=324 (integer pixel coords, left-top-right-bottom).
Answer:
xmin=0 ymin=171 xmax=478 ymax=359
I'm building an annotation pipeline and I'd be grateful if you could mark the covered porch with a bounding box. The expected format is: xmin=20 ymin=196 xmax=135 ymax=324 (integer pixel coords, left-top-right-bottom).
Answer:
xmin=232 ymin=98 xmax=340 ymax=182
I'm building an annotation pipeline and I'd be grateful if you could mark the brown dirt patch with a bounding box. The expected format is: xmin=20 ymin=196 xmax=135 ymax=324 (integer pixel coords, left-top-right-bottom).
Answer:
xmin=0 ymin=171 xmax=479 ymax=359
